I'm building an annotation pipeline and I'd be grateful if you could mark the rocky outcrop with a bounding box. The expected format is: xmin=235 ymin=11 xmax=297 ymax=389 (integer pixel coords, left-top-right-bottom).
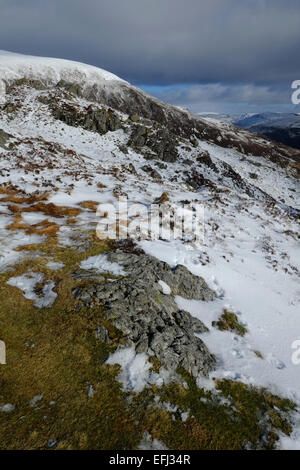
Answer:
xmin=128 ymin=125 xmax=179 ymax=162
xmin=141 ymin=164 xmax=162 ymax=179
xmin=0 ymin=129 xmax=10 ymax=148
xmin=73 ymin=251 xmax=216 ymax=378
xmin=54 ymin=79 xmax=300 ymax=163
xmin=46 ymin=99 xmax=122 ymax=135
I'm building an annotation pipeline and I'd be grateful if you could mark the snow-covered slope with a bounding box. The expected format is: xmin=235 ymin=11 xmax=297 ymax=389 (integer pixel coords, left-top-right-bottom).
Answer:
xmin=0 ymin=52 xmax=299 ymax=450
xmin=0 ymin=50 xmax=125 ymax=85
xmin=200 ymin=111 xmax=300 ymax=152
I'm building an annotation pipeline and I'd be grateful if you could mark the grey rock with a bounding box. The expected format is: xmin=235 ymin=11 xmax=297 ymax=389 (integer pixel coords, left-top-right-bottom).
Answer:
xmin=0 ymin=129 xmax=10 ymax=148
xmin=49 ymin=99 xmax=121 ymax=135
xmin=118 ymin=144 xmax=129 ymax=154
xmin=73 ymin=251 xmax=215 ymax=377
xmin=95 ymin=325 xmax=111 ymax=343
xmin=72 ymin=269 xmax=105 ymax=282
xmin=141 ymin=164 xmax=162 ymax=180
xmin=128 ymin=125 xmax=179 ymax=162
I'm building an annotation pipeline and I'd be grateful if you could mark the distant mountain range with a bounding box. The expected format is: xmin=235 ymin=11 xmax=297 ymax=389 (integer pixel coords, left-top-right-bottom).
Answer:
xmin=198 ymin=112 xmax=300 ymax=150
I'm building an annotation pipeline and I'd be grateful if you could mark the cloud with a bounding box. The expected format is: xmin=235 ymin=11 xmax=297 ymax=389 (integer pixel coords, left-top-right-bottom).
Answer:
xmin=0 ymin=0 xmax=299 ymax=113
xmin=142 ymin=82 xmax=299 ymax=113
xmin=0 ymin=0 xmax=299 ymax=86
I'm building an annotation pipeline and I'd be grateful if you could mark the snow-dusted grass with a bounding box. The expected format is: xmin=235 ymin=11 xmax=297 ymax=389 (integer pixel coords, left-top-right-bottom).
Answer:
xmin=0 ymin=54 xmax=299 ymax=448
xmin=80 ymin=254 xmax=126 ymax=276
xmin=6 ymin=272 xmax=57 ymax=308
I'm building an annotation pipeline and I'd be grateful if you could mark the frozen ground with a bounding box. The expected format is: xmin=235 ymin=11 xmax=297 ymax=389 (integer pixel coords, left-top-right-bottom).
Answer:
xmin=0 ymin=52 xmax=299 ymax=448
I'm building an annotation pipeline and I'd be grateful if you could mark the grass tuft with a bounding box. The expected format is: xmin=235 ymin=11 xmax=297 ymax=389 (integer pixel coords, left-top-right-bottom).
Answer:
xmin=213 ymin=309 xmax=247 ymax=336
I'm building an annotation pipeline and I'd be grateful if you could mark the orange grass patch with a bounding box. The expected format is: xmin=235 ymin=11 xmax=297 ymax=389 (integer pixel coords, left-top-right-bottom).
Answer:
xmin=0 ymin=185 xmax=19 ymax=196
xmin=1 ymin=193 xmax=49 ymax=204
xmin=8 ymin=215 xmax=60 ymax=238
xmin=79 ymin=201 xmax=99 ymax=211
xmin=7 ymin=202 xmax=81 ymax=218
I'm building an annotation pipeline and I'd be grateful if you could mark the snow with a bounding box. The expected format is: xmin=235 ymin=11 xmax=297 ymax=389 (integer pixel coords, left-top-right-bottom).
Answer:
xmin=46 ymin=261 xmax=65 ymax=271
xmin=0 ymin=404 xmax=15 ymax=413
xmin=158 ymin=280 xmax=172 ymax=295
xmin=0 ymin=50 xmax=126 ymax=86
xmin=138 ymin=432 xmax=168 ymax=450
xmin=106 ymin=347 xmax=175 ymax=392
xmin=80 ymin=254 xmax=126 ymax=276
xmin=29 ymin=394 xmax=43 ymax=407
xmin=22 ymin=212 xmax=47 ymax=225
xmin=0 ymin=52 xmax=299 ymax=448
xmin=106 ymin=348 xmax=151 ymax=393
xmin=6 ymin=272 xmax=57 ymax=308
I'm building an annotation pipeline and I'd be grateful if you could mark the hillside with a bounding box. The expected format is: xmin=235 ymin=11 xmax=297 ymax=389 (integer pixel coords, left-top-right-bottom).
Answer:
xmin=199 ymin=111 xmax=300 ymax=152
xmin=0 ymin=51 xmax=299 ymax=450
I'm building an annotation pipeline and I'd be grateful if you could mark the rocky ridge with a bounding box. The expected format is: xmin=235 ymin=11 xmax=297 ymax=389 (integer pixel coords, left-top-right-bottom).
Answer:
xmin=73 ymin=250 xmax=216 ymax=378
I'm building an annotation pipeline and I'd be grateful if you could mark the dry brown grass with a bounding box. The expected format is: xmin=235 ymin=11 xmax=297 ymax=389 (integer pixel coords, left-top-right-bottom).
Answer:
xmin=7 ymin=202 xmax=82 ymax=219
xmin=8 ymin=215 xmax=60 ymax=238
xmin=1 ymin=193 xmax=49 ymax=204
xmin=0 ymin=235 xmax=296 ymax=450
xmin=23 ymin=202 xmax=81 ymax=218
xmin=0 ymin=186 xmax=18 ymax=195
xmin=0 ymin=239 xmax=141 ymax=450
xmin=155 ymin=192 xmax=169 ymax=204
xmin=79 ymin=201 xmax=99 ymax=211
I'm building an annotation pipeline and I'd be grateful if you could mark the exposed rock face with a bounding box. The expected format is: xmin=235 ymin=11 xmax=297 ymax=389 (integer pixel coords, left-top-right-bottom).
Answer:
xmin=73 ymin=251 xmax=216 ymax=378
xmin=48 ymin=100 xmax=122 ymax=135
xmin=0 ymin=129 xmax=10 ymax=148
xmin=7 ymin=76 xmax=300 ymax=163
xmin=141 ymin=164 xmax=162 ymax=180
xmin=128 ymin=124 xmax=179 ymax=162
xmin=58 ymin=79 xmax=300 ymax=163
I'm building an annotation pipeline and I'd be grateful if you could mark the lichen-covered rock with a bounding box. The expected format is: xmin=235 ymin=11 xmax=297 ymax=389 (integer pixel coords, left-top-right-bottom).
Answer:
xmin=141 ymin=164 xmax=162 ymax=179
xmin=95 ymin=325 xmax=111 ymax=343
xmin=73 ymin=251 xmax=216 ymax=377
xmin=48 ymin=99 xmax=122 ymax=134
xmin=128 ymin=125 xmax=179 ymax=162
xmin=0 ymin=129 xmax=10 ymax=148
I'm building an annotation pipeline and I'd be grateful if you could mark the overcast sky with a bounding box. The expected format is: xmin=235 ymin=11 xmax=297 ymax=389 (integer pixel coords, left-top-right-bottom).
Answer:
xmin=0 ymin=0 xmax=299 ymax=113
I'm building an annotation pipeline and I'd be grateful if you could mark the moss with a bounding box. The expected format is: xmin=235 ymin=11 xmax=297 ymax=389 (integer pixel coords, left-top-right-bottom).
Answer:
xmin=0 ymin=239 xmax=143 ymax=450
xmin=253 ymin=350 xmax=263 ymax=359
xmin=213 ymin=309 xmax=247 ymax=336
xmin=0 ymin=238 xmax=296 ymax=450
xmin=148 ymin=356 xmax=162 ymax=373
xmin=131 ymin=370 xmax=296 ymax=450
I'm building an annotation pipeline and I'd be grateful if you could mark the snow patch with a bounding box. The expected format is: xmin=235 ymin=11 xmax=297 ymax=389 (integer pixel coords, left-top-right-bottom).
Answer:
xmin=7 ymin=272 xmax=57 ymax=308
xmin=106 ymin=347 xmax=151 ymax=393
xmin=158 ymin=280 xmax=171 ymax=295
xmin=80 ymin=254 xmax=126 ymax=276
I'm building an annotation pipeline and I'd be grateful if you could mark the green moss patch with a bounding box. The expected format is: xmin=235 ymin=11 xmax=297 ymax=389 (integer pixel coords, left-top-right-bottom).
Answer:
xmin=131 ymin=370 xmax=296 ymax=450
xmin=213 ymin=309 xmax=247 ymax=336
xmin=0 ymin=239 xmax=296 ymax=450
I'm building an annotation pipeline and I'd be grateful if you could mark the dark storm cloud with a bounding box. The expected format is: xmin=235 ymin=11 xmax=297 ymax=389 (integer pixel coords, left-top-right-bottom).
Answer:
xmin=0 ymin=0 xmax=299 ymax=111
xmin=0 ymin=0 xmax=299 ymax=85
xmin=144 ymin=82 xmax=298 ymax=114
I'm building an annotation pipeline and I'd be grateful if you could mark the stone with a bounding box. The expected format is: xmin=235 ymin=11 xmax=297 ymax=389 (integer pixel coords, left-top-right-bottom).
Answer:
xmin=141 ymin=164 xmax=162 ymax=180
xmin=128 ymin=125 xmax=179 ymax=162
xmin=0 ymin=129 xmax=10 ymax=148
xmin=48 ymin=99 xmax=121 ymax=135
xmin=95 ymin=325 xmax=111 ymax=343
xmin=73 ymin=250 xmax=216 ymax=377
xmin=130 ymin=114 xmax=140 ymax=122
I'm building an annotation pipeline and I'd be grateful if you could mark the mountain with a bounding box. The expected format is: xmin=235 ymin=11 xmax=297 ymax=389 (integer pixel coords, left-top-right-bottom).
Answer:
xmin=199 ymin=111 xmax=300 ymax=151
xmin=0 ymin=51 xmax=299 ymax=450
xmin=235 ymin=112 xmax=300 ymax=150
